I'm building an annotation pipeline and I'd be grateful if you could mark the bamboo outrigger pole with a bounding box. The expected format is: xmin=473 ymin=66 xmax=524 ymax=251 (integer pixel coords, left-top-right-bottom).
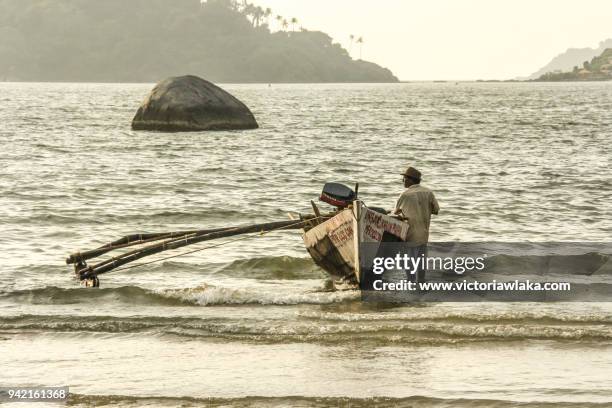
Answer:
xmin=72 ymin=215 xmax=330 ymax=282
xmin=66 ymin=227 xmax=234 ymax=265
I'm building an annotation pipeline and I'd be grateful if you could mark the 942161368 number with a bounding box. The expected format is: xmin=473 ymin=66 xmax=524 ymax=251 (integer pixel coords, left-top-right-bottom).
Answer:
xmin=1 ymin=387 xmax=69 ymax=401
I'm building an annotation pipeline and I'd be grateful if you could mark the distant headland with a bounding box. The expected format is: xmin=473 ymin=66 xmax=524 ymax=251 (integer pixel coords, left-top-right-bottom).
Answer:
xmin=0 ymin=0 xmax=398 ymax=83
xmin=525 ymin=39 xmax=612 ymax=80
xmin=534 ymin=48 xmax=612 ymax=82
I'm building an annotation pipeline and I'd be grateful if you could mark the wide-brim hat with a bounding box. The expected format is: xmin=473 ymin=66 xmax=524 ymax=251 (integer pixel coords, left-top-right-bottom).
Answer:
xmin=400 ymin=166 xmax=421 ymax=181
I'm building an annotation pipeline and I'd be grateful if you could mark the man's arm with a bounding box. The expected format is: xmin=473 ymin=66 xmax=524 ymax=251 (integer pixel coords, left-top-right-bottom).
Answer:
xmin=431 ymin=193 xmax=440 ymax=215
xmin=393 ymin=193 xmax=404 ymax=216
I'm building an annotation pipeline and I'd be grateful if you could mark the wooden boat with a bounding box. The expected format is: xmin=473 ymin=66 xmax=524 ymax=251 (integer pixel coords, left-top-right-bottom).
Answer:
xmin=302 ymin=187 xmax=409 ymax=287
xmin=67 ymin=182 xmax=408 ymax=289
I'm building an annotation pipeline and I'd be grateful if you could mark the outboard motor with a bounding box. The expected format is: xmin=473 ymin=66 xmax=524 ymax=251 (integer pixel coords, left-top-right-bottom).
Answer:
xmin=319 ymin=182 xmax=357 ymax=209
xmin=319 ymin=182 xmax=389 ymax=214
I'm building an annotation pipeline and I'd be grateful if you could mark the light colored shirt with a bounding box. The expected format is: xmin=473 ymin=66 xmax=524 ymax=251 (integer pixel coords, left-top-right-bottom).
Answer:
xmin=394 ymin=184 xmax=439 ymax=244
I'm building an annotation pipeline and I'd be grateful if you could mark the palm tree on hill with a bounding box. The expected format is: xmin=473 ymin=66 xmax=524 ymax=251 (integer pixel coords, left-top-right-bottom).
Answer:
xmin=290 ymin=17 xmax=298 ymax=32
xmin=349 ymin=34 xmax=355 ymax=57
xmin=357 ymin=36 xmax=364 ymax=60
xmin=275 ymin=14 xmax=283 ymax=31
xmin=264 ymin=7 xmax=272 ymax=26
xmin=253 ymin=6 xmax=265 ymax=27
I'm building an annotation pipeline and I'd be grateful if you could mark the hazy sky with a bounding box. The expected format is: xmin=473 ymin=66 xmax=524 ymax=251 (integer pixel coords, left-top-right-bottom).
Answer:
xmin=255 ymin=0 xmax=612 ymax=80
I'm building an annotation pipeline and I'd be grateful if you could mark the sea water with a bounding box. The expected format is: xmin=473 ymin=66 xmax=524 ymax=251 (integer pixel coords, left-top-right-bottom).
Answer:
xmin=0 ymin=82 xmax=611 ymax=406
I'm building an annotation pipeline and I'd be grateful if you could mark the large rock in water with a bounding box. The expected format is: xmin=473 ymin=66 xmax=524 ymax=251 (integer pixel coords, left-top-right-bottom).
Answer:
xmin=132 ymin=75 xmax=258 ymax=131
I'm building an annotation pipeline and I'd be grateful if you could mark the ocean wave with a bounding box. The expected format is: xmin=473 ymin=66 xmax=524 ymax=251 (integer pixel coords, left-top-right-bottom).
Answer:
xmin=138 ymin=256 xmax=324 ymax=280
xmin=214 ymin=255 xmax=325 ymax=279
xmin=482 ymin=252 xmax=611 ymax=276
xmin=2 ymin=313 xmax=611 ymax=344
xmin=147 ymin=209 xmax=246 ymax=221
xmin=156 ymin=284 xmax=357 ymax=306
xmin=13 ymin=251 xmax=612 ymax=282
xmin=8 ymin=256 xmax=322 ymax=284
xmin=0 ymin=284 xmax=357 ymax=306
xmin=0 ymin=286 xmax=189 ymax=306
xmin=64 ymin=393 xmax=612 ymax=408
xmin=5 ymin=208 xmax=253 ymax=225
xmin=296 ymin=309 xmax=612 ymax=324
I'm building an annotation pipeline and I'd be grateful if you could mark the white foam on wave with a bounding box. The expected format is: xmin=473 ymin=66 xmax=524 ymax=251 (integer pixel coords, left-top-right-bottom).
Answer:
xmin=297 ymin=306 xmax=612 ymax=323
xmin=154 ymin=283 xmax=359 ymax=306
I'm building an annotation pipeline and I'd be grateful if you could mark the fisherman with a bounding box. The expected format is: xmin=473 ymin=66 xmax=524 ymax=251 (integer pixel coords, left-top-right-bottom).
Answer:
xmin=394 ymin=166 xmax=439 ymax=283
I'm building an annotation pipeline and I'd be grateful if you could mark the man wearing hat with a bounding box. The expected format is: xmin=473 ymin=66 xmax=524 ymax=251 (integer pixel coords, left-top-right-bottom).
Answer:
xmin=394 ymin=166 xmax=440 ymax=283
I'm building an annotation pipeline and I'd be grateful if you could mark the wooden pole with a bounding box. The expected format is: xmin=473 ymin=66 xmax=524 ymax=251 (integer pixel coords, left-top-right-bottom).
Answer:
xmin=66 ymin=227 xmax=234 ymax=264
xmin=76 ymin=217 xmax=327 ymax=280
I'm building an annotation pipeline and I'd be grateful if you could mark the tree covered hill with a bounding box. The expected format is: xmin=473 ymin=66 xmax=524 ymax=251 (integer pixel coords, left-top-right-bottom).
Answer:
xmin=526 ymin=39 xmax=612 ymax=80
xmin=536 ymin=48 xmax=612 ymax=81
xmin=0 ymin=0 xmax=398 ymax=83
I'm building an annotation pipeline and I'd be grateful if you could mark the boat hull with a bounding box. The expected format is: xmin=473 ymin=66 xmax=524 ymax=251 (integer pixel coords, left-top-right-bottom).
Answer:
xmin=302 ymin=201 xmax=409 ymax=284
